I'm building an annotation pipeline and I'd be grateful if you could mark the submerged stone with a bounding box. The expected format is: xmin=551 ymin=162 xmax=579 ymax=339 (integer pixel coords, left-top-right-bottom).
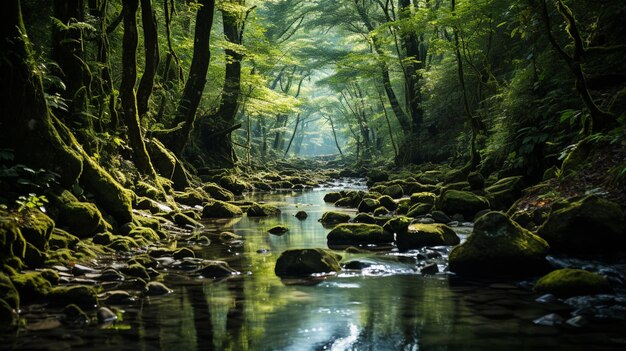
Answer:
xmin=97 ymin=307 xmax=118 ymax=324
xmin=449 ymin=211 xmax=550 ymax=277
xmin=534 ymin=269 xmax=611 ymax=297
xmin=247 ymin=204 xmax=281 ymax=217
xmin=275 ymin=248 xmax=341 ymax=277
xmin=197 ymin=261 xmax=239 ymax=278
xmin=295 ymin=211 xmax=308 ymax=220
xmin=268 ymin=225 xmax=289 ymax=235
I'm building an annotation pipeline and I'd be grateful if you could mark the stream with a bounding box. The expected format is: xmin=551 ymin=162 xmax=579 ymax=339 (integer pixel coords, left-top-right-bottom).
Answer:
xmin=6 ymin=181 xmax=626 ymax=350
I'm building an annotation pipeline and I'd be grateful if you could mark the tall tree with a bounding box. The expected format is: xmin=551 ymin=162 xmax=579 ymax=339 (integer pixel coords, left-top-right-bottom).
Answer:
xmin=137 ymin=0 xmax=160 ymax=118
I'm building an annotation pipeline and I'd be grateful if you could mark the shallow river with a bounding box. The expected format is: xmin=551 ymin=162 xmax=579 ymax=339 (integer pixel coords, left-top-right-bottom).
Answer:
xmin=7 ymin=183 xmax=626 ymax=350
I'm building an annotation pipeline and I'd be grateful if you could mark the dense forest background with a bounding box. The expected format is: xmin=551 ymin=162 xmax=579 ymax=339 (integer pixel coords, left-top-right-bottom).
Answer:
xmin=2 ymin=0 xmax=626 ymax=182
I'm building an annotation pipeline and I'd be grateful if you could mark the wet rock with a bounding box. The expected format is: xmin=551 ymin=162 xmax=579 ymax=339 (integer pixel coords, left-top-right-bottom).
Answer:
xmin=49 ymin=286 xmax=98 ymax=308
xmin=148 ymin=248 xmax=175 ymax=258
xmin=19 ymin=209 xmax=55 ymax=251
xmin=420 ymin=263 xmax=439 ymax=275
xmin=485 ymin=176 xmax=524 ymax=210
xmin=335 ymin=191 xmax=365 ymax=208
xmin=467 ymin=171 xmax=485 ymax=190
xmin=202 ymin=182 xmax=235 ymax=201
xmin=145 ymin=281 xmax=173 ymax=296
xmin=537 ymin=195 xmax=625 ymax=254
xmin=366 ymin=169 xmax=389 ymax=184
xmin=323 ymin=192 xmax=342 ymax=203
xmin=71 ymin=264 xmax=97 ymax=276
xmin=449 ymin=211 xmax=550 ymax=277
xmin=53 ymin=190 xmax=109 ymax=238
xmin=397 ymin=223 xmax=459 ymax=250
xmin=382 ymin=216 xmax=412 ymax=234
xmin=320 ymin=211 xmax=351 ymax=224
xmin=202 ymin=200 xmax=243 ymax=218
xmin=48 ymin=228 xmax=80 ymax=250
xmin=534 ymin=269 xmax=611 ymax=297
xmin=63 ymin=304 xmax=90 ymax=326
xmin=173 ymin=212 xmax=203 ymax=228
xmin=327 ymin=223 xmax=393 ymax=245
xmin=218 ymin=231 xmax=243 ymax=242
xmin=92 ymin=232 xmax=114 ymax=245
xmin=102 ymin=290 xmax=135 ymax=305
xmin=97 ymin=307 xmax=118 ymax=324
xmin=128 ymin=254 xmax=158 ymax=269
xmin=372 ymin=207 xmax=388 ymax=216
xmin=357 ymin=198 xmax=380 ymax=213
xmin=535 ymin=294 xmax=557 ymax=303
xmin=407 ymin=203 xmax=433 ymax=217
xmin=173 ymin=247 xmax=195 ymax=260
xmin=431 ymin=210 xmax=452 ymax=224
xmin=353 ymin=213 xmax=386 ymax=225
xmin=108 ymin=236 xmax=140 ymax=252
xmin=174 ymin=189 xmax=209 ymax=207
xmin=0 ymin=273 xmax=19 ymax=310
xmin=99 ymin=268 xmax=124 ymax=282
xmin=342 ymin=260 xmax=373 ymax=270
xmin=566 ymin=315 xmax=588 ymax=327
xmin=219 ymin=175 xmax=249 ymax=195
xmin=436 ymin=190 xmax=490 ymax=220
xmin=275 ymin=248 xmax=341 ymax=277
xmin=295 ymin=211 xmax=308 ymax=220
xmin=11 ymin=271 xmax=52 ymax=302
xmin=197 ymin=261 xmax=239 ymax=278
xmin=268 ymin=226 xmax=289 ymax=235
xmin=410 ymin=192 xmax=436 ymax=206
xmin=413 ymin=217 xmax=435 ymax=224
xmin=382 ymin=184 xmax=404 ymax=199
xmin=377 ymin=195 xmax=397 ymax=211
xmin=23 ymin=242 xmax=45 ymax=268
xmin=121 ymin=264 xmax=150 ymax=280
xmin=247 ymin=204 xmax=281 ymax=217
xmin=533 ymin=313 xmax=564 ymax=326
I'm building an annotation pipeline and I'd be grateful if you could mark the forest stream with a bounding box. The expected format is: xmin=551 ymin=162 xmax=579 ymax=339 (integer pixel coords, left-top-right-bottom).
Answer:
xmin=5 ymin=180 xmax=626 ymax=351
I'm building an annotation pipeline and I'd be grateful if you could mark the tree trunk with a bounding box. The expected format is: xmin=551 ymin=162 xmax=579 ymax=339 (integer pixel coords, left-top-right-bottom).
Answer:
xmin=120 ymin=0 xmax=159 ymax=177
xmin=283 ymin=114 xmax=300 ymax=157
xmin=167 ymin=0 xmax=215 ymax=156
xmin=137 ymin=0 xmax=160 ymax=118
xmin=327 ymin=115 xmax=344 ymax=158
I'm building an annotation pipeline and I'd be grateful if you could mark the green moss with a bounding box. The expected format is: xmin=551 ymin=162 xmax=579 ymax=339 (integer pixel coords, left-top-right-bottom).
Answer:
xmin=173 ymin=247 xmax=195 ymax=259
xmin=129 ymin=226 xmax=160 ymax=243
xmin=53 ymin=190 xmax=109 ymax=239
xmin=108 ymin=236 xmax=140 ymax=252
xmin=382 ymin=216 xmax=412 ymax=234
xmin=173 ymin=212 xmax=202 ymax=228
xmin=202 ymin=200 xmax=243 ymax=218
xmin=0 ymin=273 xmax=19 ymax=309
xmin=11 ymin=271 xmax=52 ymax=302
xmin=128 ymin=254 xmax=158 ymax=269
xmin=174 ymin=189 xmax=210 ymax=207
xmin=133 ymin=215 xmax=161 ymax=231
xmin=121 ymin=263 xmax=150 ymax=280
xmin=219 ymin=175 xmax=249 ymax=195
xmin=49 ymin=228 xmax=80 ymax=250
xmin=396 ymin=198 xmax=411 ymax=215
xmin=397 ymin=223 xmax=459 ymax=250
xmin=407 ymin=203 xmax=433 ymax=217
xmin=410 ymin=192 xmax=436 ymax=206
xmin=275 ymin=248 xmax=341 ymax=277
xmin=320 ymin=211 xmax=351 ymax=224
xmin=437 ymin=190 xmax=490 ymax=220
xmin=537 ymin=195 xmax=625 ymax=254
xmin=0 ymin=217 xmax=27 ymax=262
xmin=534 ymin=269 xmax=611 ymax=297
xmin=377 ymin=195 xmax=397 ymax=211
xmin=382 ymin=184 xmax=404 ymax=199
xmin=19 ymin=209 xmax=54 ymax=251
xmin=202 ymin=183 xmax=235 ymax=201
xmin=49 ymin=286 xmax=98 ymax=309
xmin=372 ymin=207 xmax=388 ymax=216
xmin=146 ymin=138 xmax=190 ymax=191
xmin=93 ymin=232 xmax=114 ymax=245
xmin=45 ymin=248 xmax=76 ymax=265
xmin=449 ymin=211 xmax=550 ymax=277
xmin=39 ymin=269 xmax=60 ymax=285
xmin=247 ymin=204 xmax=281 ymax=217
xmin=327 ymin=223 xmax=393 ymax=245
xmin=485 ymin=176 xmax=524 ymax=210
xmin=357 ymin=198 xmax=380 ymax=213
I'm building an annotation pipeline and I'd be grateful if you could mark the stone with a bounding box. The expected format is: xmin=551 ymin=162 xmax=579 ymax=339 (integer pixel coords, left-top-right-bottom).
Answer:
xmin=145 ymin=281 xmax=173 ymax=296
xmin=357 ymin=198 xmax=380 ymax=213
xmin=467 ymin=171 xmax=485 ymax=190
xmin=382 ymin=184 xmax=404 ymax=199
xmin=323 ymin=192 xmax=342 ymax=203
xmin=397 ymin=223 xmax=460 ymax=250
xmin=247 ymin=204 xmax=281 ymax=217
xmin=533 ymin=269 xmax=611 ymax=297
xmin=420 ymin=263 xmax=439 ymax=275
xmin=274 ymin=248 xmax=341 ymax=277
xmin=0 ymin=299 xmax=18 ymax=331
xmin=0 ymin=273 xmax=19 ymax=310
xmin=449 ymin=211 xmax=550 ymax=277
xmin=49 ymin=286 xmax=98 ymax=308
xmin=268 ymin=226 xmax=289 ymax=235
xmin=197 ymin=261 xmax=239 ymax=278
xmin=353 ymin=213 xmax=386 ymax=225
xmin=327 ymin=223 xmax=393 ymax=245
xmin=377 ymin=195 xmax=397 ymax=211
xmin=202 ymin=200 xmax=243 ymax=218
xmin=431 ymin=211 xmax=452 ymax=224
xmin=53 ymin=190 xmax=109 ymax=239
xmin=48 ymin=228 xmax=79 ymax=250
xmin=382 ymin=216 xmax=412 ymax=234
xmin=319 ymin=211 xmax=351 ymax=224
xmin=533 ymin=313 xmax=564 ymax=326
xmin=537 ymin=195 xmax=626 ymax=254
xmin=485 ymin=176 xmax=524 ymax=211
xmin=219 ymin=175 xmax=249 ymax=195
xmin=18 ymin=209 xmax=55 ymax=251
xmin=295 ymin=211 xmax=308 ymax=220
xmin=410 ymin=192 xmax=436 ymax=206
xmin=97 ymin=307 xmax=118 ymax=324
xmin=11 ymin=271 xmax=51 ymax=302
xmin=407 ymin=203 xmax=433 ymax=217
xmin=63 ymin=304 xmax=90 ymax=325
xmin=437 ymin=190 xmax=490 ymax=220
xmin=366 ymin=169 xmax=389 ymax=184
xmin=202 ymin=182 xmax=235 ymax=201
xmin=173 ymin=247 xmax=195 ymax=260
xmin=121 ymin=264 xmax=150 ymax=280
xmin=372 ymin=207 xmax=388 ymax=216
xmin=174 ymin=189 xmax=210 ymax=207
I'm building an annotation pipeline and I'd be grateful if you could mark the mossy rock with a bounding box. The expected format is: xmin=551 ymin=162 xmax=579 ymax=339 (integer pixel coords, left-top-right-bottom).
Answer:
xmin=173 ymin=247 xmax=195 ymax=260
xmin=247 ymin=204 xmax=281 ymax=217
xmin=201 ymin=183 xmax=235 ymax=201
xmin=146 ymin=138 xmax=190 ymax=191
xmin=174 ymin=189 xmax=210 ymax=207
xmin=441 ymin=181 xmax=471 ymax=192
xmin=197 ymin=261 xmax=239 ymax=278
xmin=382 ymin=184 xmax=404 ymax=199
xmin=108 ymin=236 xmax=140 ymax=252
xmin=274 ymin=248 xmax=342 ymax=277
xmin=320 ymin=211 xmax=351 ymax=225
xmin=49 ymin=286 xmax=98 ymax=309
xmin=377 ymin=195 xmax=397 ymax=211
xmin=327 ymin=223 xmax=393 ymax=245
xmin=268 ymin=225 xmax=289 ymax=235
xmin=407 ymin=203 xmax=433 ymax=217
xmin=121 ymin=263 xmax=150 ymax=280
xmin=416 ymin=172 xmax=444 ymax=185
xmin=129 ymin=226 xmax=160 ymax=243
xmin=173 ymin=212 xmax=202 ymax=228
xmin=437 ymin=190 xmax=490 ymax=220
xmin=93 ymin=232 xmax=114 ymax=245
xmin=397 ymin=223 xmax=459 ymax=250
xmin=396 ymin=198 xmax=411 ymax=215
xmin=357 ymin=198 xmax=380 ymax=213
xmin=23 ymin=242 xmax=45 ymax=268
xmin=0 ymin=298 xmax=18 ymax=331
xmin=0 ymin=218 xmax=27 ymax=263
xmin=11 ymin=271 xmax=52 ymax=302
xmin=382 ymin=216 xmax=412 ymax=234
xmin=467 ymin=171 xmax=485 ymax=190
xmin=202 ymin=200 xmax=243 ymax=218
xmin=366 ymin=169 xmax=389 ymax=185
xmin=135 ymin=181 xmax=162 ymax=200
xmin=128 ymin=254 xmax=158 ymax=269
xmin=485 ymin=176 xmax=524 ymax=210
xmin=53 ymin=190 xmax=109 ymax=239
xmin=19 ymin=209 xmax=54 ymax=251
xmin=49 ymin=228 xmax=80 ymax=250
xmin=410 ymin=192 xmax=436 ymax=206
xmin=353 ymin=213 xmax=387 ymax=225
xmin=537 ymin=195 xmax=626 ymax=254
xmin=372 ymin=206 xmax=388 ymax=216
xmin=0 ymin=273 xmax=19 ymax=309
xmin=449 ymin=211 xmax=550 ymax=277
xmin=219 ymin=175 xmax=249 ymax=195
xmin=534 ymin=269 xmax=611 ymax=297
xmin=133 ymin=215 xmax=161 ymax=232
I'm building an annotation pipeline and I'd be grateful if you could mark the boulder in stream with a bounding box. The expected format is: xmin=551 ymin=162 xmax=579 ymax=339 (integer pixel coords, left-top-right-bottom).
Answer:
xmin=202 ymin=200 xmax=243 ymax=218
xmin=436 ymin=189 xmax=490 ymax=220
xmin=449 ymin=211 xmax=550 ymax=277
xmin=247 ymin=204 xmax=281 ymax=217
xmin=397 ymin=223 xmax=459 ymax=250
xmin=274 ymin=248 xmax=341 ymax=277
xmin=320 ymin=211 xmax=351 ymax=224
xmin=533 ymin=268 xmax=611 ymax=297
xmin=327 ymin=223 xmax=393 ymax=245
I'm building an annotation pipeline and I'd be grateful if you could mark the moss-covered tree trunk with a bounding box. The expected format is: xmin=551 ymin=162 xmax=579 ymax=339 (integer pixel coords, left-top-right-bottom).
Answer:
xmin=167 ymin=0 xmax=215 ymax=156
xmin=120 ymin=0 xmax=159 ymax=178
xmin=137 ymin=0 xmax=159 ymax=118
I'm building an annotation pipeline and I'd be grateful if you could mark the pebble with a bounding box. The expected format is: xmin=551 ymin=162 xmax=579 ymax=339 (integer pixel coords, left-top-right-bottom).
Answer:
xmin=103 ymin=290 xmax=136 ymax=305
xmin=533 ymin=313 xmax=564 ymax=326
xmin=565 ymin=315 xmax=588 ymax=328
xmin=99 ymin=269 xmax=125 ymax=282
xmin=420 ymin=263 xmax=439 ymax=275
xmin=97 ymin=307 xmax=118 ymax=324
xmin=145 ymin=281 xmax=173 ymax=296
xmin=535 ymin=293 xmax=557 ymax=303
